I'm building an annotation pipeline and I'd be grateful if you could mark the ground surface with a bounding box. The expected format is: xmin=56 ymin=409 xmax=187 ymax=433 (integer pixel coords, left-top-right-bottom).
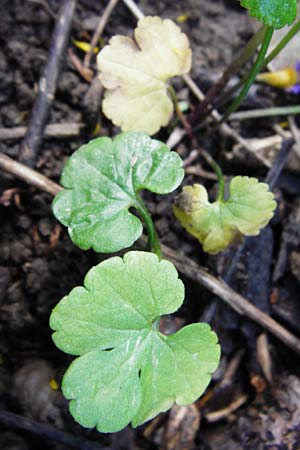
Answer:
xmin=1 ymin=1 xmax=300 ymax=449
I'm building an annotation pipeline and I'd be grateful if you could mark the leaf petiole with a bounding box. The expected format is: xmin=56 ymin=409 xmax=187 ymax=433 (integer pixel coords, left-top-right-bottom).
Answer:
xmin=264 ymin=18 xmax=300 ymax=66
xmin=222 ymin=26 xmax=274 ymax=121
xmin=204 ymin=152 xmax=225 ymax=202
xmin=136 ymin=196 xmax=162 ymax=259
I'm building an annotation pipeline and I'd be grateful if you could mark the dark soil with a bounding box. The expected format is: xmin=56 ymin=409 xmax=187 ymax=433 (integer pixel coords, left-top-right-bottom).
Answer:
xmin=1 ymin=1 xmax=300 ymax=449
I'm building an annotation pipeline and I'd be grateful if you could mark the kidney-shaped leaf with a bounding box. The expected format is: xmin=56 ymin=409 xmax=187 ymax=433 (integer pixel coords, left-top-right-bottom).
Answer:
xmin=97 ymin=16 xmax=192 ymax=135
xmin=50 ymin=251 xmax=220 ymax=433
xmin=240 ymin=0 xmax=297 ymax=29
xmin=52 ymin=132 xmax=184 ymax=253
xmin=174 ymin=176 xmax=276 ymax=254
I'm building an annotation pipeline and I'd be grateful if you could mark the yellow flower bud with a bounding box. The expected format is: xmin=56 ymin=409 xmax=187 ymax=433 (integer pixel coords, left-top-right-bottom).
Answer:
xmin=257 ymin=67 xmax=297 ymax=89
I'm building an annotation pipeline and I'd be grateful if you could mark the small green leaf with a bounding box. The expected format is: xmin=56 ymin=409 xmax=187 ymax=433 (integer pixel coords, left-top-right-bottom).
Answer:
xmin=240 ymin=0 xmax=297 ymax=29
xmin=50 ymin=251 xmax=220 ymax=433
xmin=174 ymin=176 xmax=276 ymax=254
xmin=52 ymin=132 xmax=184 ymax=253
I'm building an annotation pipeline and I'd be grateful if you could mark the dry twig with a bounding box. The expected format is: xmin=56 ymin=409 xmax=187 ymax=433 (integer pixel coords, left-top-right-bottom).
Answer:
xmin=257 ymin=333 xmax=272 ymax=383
xmin=205 ymin=394 xmax=248 ymax=423
xmin=0 ymin=154 xmax=62 ymax=196
xmin=288 ymin=116 xmax=300 ymax=160
xmin=19 ymin=0 xmax=77 ymax=167
xmin=0 ymin=410 xmax=105 ymax=450
xmin=189 ymin=26 xmax=265 ymax=122
xmin=68 ymin=48 xmax=94 ymax=82
xmin=182 ymin=149 xmax=199 ymax=168
xmin=182 ymin=74 xmax=254 ymax=153
xmin=220 ymin=350 xmax=245 ymax=388
xmin=185 ymin=165 xmax=218 ymax=180
xmin=162 ymin=245 xmax=300 ymax=355
xmin=0 ymin=123 xmax=84 ymax=141
xmin=83 ymin=0 xmax=119 ymax=68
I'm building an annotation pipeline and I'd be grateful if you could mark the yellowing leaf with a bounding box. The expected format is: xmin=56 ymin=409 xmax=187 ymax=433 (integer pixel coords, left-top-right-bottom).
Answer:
xmin=174 ymin=177 xmax=276 ymax=254
xmin=97 ymin=16 xmax=192 ymax=135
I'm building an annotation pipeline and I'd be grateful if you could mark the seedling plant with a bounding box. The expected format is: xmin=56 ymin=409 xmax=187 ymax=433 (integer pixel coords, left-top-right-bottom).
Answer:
xmin=50 ymin=0 xmax=297 ymax=434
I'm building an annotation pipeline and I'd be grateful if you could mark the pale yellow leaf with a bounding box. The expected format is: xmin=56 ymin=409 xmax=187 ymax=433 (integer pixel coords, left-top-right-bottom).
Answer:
xmin=97 ymin=16 xmax=192 ymax=135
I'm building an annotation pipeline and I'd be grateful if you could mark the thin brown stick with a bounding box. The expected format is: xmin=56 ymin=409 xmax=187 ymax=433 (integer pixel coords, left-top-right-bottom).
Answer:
xmin=83 ymin=0 xmax=119 ymax=68
xmin=122 ymin=0 xmax=144 ymax=19
xmin=0 ymin=123 xmax=84 ymax=141
xmin=257 ymin=333 xmax=272 ymax=382
xmin=162 ymin=245 xmax=300 ymax=355
xmin=19 ymin=0 xmax=77 ymax=167
xmin=205 ymin=394 xmax=248 ymax=422
xmin=189 ymin=26 xmax=265 ymax=122
xmin=185 ymin=165 xmax=218 ymax=180
xmin=0 ymin=154 xmax=61 ymax=196
xmin=0 ymin=410 xmax=105 ymax=450
xmin=68 ymin=48 xmax=94 ymax=82
xmin=220 ymin=350 xmax=245 ymax=387
xmin=182 ymin=74 xmax=254 ymax=152
xmin=1 ymin=157 xmax=300 ymax=354
xmin=182 ymin=149 xmax=198 ymax=168
xmin=288 ymin=116 xmax=300 ymax=160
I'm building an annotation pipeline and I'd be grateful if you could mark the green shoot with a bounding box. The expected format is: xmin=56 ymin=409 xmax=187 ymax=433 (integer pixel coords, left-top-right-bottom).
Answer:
xmin=222 ymin=26 xmax=274 ymax=121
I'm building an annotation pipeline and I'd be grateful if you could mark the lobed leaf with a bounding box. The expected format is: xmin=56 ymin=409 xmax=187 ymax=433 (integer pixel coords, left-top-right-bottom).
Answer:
xmin=97 ymin=16 xmax=192 ymax=135
xmin=50 ymin=251 xmax=220 ymax=433
xmin=240 ymin=0 xmax=297 ymax=29
xmin=52 ymin=132 xmax=184 ymax=253
xmin=174 ymin=176 xmax=276 ymax=254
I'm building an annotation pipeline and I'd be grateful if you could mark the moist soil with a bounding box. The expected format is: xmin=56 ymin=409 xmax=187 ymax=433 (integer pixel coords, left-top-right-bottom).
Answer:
xmin=1 ymin=1 xmax=300 ymax=449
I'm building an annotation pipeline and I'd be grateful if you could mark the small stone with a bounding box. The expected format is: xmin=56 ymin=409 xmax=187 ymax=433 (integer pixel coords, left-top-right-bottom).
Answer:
xmin=16 ymin=215 xmax=31 ymax=230
xmin=37 ymin=218 xmax=53 ymax=237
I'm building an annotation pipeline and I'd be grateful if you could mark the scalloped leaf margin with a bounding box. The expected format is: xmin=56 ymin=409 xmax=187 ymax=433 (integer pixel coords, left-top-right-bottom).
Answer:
xmin=50 ymin=251 xmax=220 ymax=433
xmin=173 ymin=176 xmax=277 ymax=254
xmin=52 ymin=132 xmax=184 ymax=253
xmin=240 ymin=0 xmax=297 ymax=29
xmin=97 ymin=16 xmax=192 ymax=135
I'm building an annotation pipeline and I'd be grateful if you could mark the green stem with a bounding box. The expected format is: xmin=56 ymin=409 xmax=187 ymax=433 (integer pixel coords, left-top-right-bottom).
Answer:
xmin=264 ymin=18 xmax=300 ymax=66
xmin=220 ymin=20 xmax=300 ymax=108
xmin=193 ymin=25 xmax=266 ymax=118
xmin=214 ymin=25 xmax=266 ymax=85
xmin=136 ymin=196 xmax=162 ymax=258
xmin=197 ymin=148 xmax=225 ymax=201
xmin=222 ymin=26 xmax=274 ymax=122
xmin=230 ymin=104 xmax=300 ymax=121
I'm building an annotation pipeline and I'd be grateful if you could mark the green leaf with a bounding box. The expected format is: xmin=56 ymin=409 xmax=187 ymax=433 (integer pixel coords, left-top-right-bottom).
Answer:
xmin=52 ymin=132 xmax=184 ymax=253
xmin=50 ymin=251 xmax=220 ymax=433
xmin=174 ymin=176 xmax=276 ymax=254
xmin=240 ymin=0 xmax=297 ymax=29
